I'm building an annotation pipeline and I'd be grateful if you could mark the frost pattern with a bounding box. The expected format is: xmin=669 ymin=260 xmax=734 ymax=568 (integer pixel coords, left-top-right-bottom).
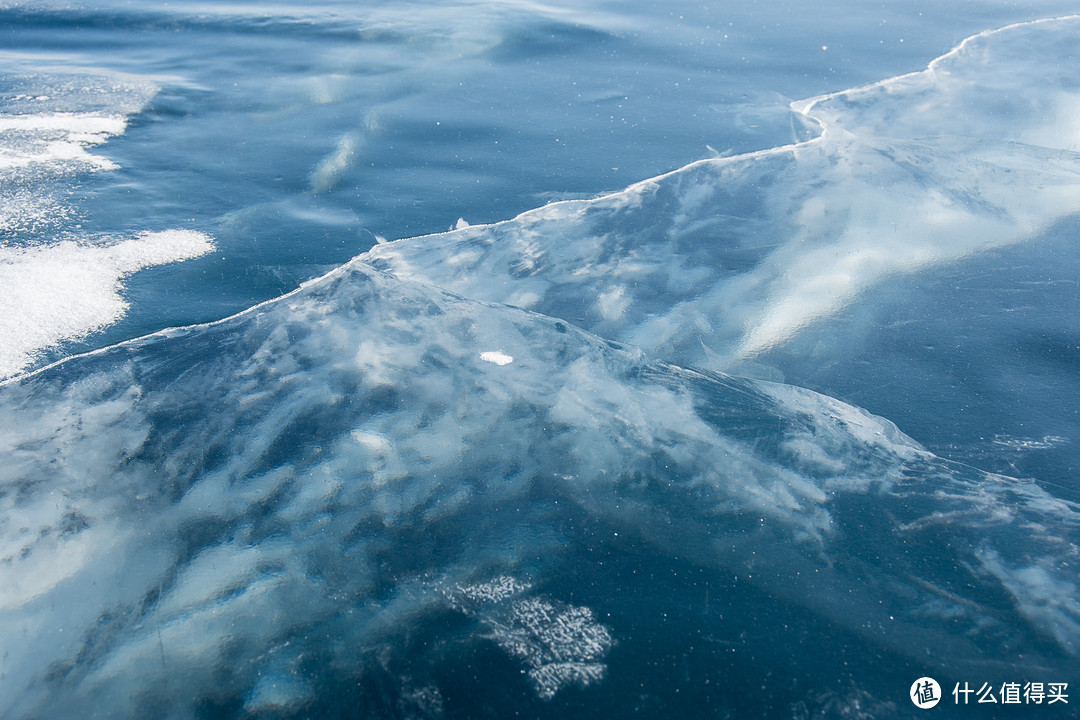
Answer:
xmin=445 ymin=575 xmax=532 ymax=612
xmin=488 ymin=598 xmax=614 ymax=700
xmin=447 ymin=578 xmax=614 ymax=699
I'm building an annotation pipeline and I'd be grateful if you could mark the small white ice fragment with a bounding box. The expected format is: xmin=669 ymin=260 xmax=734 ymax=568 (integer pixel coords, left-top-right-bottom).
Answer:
xmin=480 ymin=351 xmax=513 ymax=366
xmin=455 ymin=217 xmax=470 ymax=230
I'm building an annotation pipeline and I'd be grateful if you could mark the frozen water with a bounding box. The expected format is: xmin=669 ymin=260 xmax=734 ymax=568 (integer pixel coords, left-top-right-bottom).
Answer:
xmin=1 ymin=260 xmax=1077 ymax=717
xmin=365 ymin=16 xmax=1080 ymax=370
xmin=0 ymin=230 xmax=214 ymax=377
xmin=0 ymin=70 xmax=214 ymax=377
xmin=489 ymin=598 xmax=613 ymax=700
xmin=2 ymin=3 xmax=1080 ymax=719
xmin=448 ymin=577 xmax=614 ymax=699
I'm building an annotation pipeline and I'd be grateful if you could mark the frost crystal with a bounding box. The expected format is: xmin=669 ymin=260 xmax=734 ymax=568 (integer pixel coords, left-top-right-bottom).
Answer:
xmin=444 ymin=575 xmax=531 ymax=612
xmin=446 ymin=578 xmax=614 ymax=699
xmin=486 ymin=597 xmax=613 ymax=699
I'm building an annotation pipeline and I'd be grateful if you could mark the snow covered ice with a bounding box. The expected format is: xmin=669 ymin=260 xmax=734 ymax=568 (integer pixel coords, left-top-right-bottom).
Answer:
xmin=0 ymin=70 xmax=214 ymax=377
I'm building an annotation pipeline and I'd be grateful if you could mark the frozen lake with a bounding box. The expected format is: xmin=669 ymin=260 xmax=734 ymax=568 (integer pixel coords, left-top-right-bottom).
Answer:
xmin=2 ymin=1 xmax=1079 ymax=717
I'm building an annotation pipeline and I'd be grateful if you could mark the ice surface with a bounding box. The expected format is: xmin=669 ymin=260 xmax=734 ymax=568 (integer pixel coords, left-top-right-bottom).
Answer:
xmin=0 ymin=230 xmax=215 ymax=378
xmin=2 ymin=11 xmax=1080 ymax=719
xmin=0 ymin=260 xmax=1077 ymax=717
xmin=0 ymin=71 xmax=156 ymax=219
xmin=0 ymin=71 xmax=216 ymax=378
xmin=364 ymin=16 xmax=1080 ymax=371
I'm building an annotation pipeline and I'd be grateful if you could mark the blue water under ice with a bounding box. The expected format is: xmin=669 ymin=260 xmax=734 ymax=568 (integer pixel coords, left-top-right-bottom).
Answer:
xmin=1 ymin=2 xmax=1079 ymax=718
